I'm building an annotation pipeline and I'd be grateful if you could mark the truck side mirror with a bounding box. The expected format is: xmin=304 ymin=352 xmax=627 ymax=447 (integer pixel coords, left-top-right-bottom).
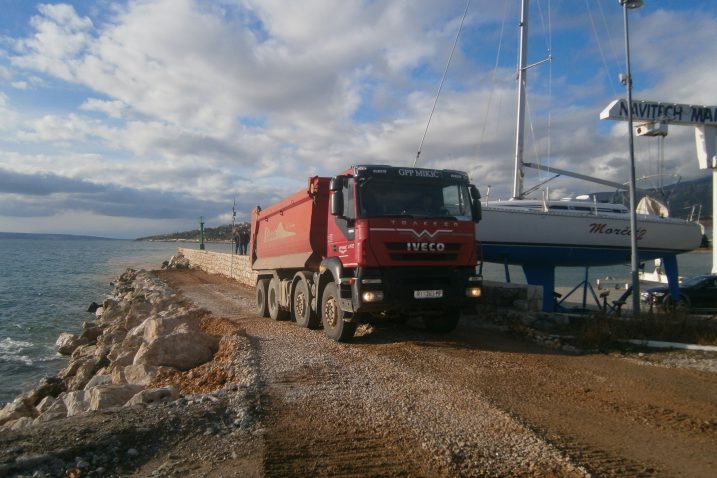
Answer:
xmin=330 ymin=190 xmax=344 ymax=217
xmin=470 ymin=185 xmax=482 ymax=223
xmin=330 ymin=176 xmax=345 ymax=217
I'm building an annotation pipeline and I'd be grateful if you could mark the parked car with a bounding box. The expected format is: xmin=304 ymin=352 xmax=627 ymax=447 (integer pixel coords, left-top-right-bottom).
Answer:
xmin=640 ymin=274 xmax=717 ymax=311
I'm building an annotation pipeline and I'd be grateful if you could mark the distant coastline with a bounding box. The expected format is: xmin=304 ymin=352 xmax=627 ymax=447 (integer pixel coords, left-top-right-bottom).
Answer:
xmin=0 ymin=232 xmax=120 ymax=241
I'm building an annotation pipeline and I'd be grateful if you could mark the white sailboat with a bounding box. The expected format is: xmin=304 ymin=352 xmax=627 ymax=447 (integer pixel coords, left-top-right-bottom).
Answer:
xmin=476 ymin=0 xmax=703 ymax=311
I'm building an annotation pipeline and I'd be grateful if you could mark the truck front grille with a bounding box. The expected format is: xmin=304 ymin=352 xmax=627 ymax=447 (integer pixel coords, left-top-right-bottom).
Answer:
xmin=384 ymin=242 xmax=461 ymax=262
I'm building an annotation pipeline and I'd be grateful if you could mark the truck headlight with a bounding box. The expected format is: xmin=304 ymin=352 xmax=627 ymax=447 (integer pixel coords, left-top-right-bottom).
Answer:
xmin=465 ymin=287 xmax=482 ymax=298
xmin=362 ymin=291 xmax=384 ymax=302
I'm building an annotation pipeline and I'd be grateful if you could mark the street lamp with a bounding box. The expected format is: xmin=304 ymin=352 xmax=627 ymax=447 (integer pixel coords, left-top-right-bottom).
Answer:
xmin=619 ymin=0 xmax=643 ymax=315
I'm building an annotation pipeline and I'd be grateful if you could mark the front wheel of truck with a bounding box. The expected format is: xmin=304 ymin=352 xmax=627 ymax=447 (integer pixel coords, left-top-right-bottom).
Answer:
xmin=424 ymin=308 xmax=460 ymax=333
xmin=321 ymin=283 xmax=356 ymax=342
xmin=256 ymin=278 xmax=270 ymax=317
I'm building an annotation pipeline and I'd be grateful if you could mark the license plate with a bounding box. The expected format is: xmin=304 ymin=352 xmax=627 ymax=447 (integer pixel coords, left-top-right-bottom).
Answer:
xmin=414 ymin=289 xmax=443 ymax=299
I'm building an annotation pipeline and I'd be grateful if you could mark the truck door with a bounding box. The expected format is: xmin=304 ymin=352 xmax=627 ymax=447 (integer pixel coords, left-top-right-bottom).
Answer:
xmin=328 ymin=177 xmax=357 ymax=266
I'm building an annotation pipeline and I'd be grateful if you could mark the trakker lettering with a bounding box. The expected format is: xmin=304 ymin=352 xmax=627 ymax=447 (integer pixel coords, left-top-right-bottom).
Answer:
xmin=406 ymin=242 xmax=446 ymax=252
xmin=589 ymin=223 xmax=646 ymax=240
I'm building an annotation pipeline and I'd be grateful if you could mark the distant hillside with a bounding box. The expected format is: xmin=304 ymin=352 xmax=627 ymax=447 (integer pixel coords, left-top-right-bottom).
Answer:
xmin=0 ymin=232 xmax=117 ymax=241
xmin=137 ymin=223 xmax=250 ymax=242
xmin=591 ymin=175 xmax=711 ymax=220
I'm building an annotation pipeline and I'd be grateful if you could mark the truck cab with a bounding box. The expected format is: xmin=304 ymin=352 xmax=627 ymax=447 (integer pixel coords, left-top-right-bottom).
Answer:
xmin=323 ymin=165 xmax=482 ymax=334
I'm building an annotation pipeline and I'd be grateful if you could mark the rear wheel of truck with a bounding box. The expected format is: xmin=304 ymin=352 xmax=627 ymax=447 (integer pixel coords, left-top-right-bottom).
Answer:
xmin=293 ymin=278 xmax=319 ymax=328
xmin=424 ymin=308 xmax=460 ymax=333
xmin=268 ymin=277 xmax=289 ymax=321
xmin=256 ymin=278 xmax=270 ymax=317
xmin=321 ymin=283 xmax=356 ymax=342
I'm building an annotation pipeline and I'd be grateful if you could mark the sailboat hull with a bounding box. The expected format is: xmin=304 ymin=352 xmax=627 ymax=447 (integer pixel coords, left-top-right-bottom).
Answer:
xmin=478 ymin=206 xmax=702 ymax=267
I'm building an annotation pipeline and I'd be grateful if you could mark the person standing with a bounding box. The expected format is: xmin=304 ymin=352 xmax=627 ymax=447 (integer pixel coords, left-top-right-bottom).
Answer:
xmin=239 ymin=225 xmax=250 ymax=255
xmin=232 ymin=226 xmax=241 ymax=254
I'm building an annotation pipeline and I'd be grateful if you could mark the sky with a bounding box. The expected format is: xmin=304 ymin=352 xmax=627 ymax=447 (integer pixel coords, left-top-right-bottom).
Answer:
xmin=0 ymin=0 xmax=715 ymax=239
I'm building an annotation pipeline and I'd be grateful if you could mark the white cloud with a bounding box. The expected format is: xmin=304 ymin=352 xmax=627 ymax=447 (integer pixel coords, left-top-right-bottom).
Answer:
xmin=0 ymin=1 xmax=714 ymax=236
xmin=80 ymin=98 xmax=127 ymax=118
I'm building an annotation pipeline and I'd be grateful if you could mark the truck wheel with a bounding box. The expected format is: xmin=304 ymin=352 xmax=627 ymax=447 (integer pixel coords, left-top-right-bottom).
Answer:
xmin=256 ymin=279 xmax=270 ymax=317
xmin=268 ymin=277 xmax=289 ymax=321
xmin=424 ymin=309 xmax=460 ymax=333
xmin=293 ymin=278 xmax=319 ymax=328
xmin=321 ymin=283 xmax=356 ymax=342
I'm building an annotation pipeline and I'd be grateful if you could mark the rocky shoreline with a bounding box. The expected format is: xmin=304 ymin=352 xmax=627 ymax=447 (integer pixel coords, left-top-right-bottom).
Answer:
xmin=0 ymin=262 xmax=260 ymax=477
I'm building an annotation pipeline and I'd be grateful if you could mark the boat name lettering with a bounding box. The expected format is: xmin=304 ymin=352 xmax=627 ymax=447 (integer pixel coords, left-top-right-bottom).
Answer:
xmin=406 ymin=242 xmax=446 ymax=252
xmin=589 ymin=223 xmax=646 ymax=240
xmin=398 ymin=168 xmax=439 ymax=178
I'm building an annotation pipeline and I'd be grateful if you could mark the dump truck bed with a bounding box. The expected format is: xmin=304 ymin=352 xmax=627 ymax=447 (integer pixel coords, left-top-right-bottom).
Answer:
xmin=251 ymin=176 xmax=330 ymax=271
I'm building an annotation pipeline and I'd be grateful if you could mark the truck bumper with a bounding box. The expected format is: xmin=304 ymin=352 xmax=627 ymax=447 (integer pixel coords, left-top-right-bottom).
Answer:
xmin=347 ymin=267 xmax=481 ymax=317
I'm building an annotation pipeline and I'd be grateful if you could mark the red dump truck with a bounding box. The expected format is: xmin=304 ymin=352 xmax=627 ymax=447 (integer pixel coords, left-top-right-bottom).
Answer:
xmin=250 ymin=164 xmax=483 ymax=341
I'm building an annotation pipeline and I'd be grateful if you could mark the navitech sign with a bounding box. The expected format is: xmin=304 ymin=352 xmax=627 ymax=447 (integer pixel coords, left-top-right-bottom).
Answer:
xmin=601 ymin=98 xmax=717 ymax=170
xmin=600 ymin=99 xmax=717 ymax=126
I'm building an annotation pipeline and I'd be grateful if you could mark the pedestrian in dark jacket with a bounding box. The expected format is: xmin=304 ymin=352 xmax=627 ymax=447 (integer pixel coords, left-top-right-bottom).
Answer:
xmin=239 ymin=226 xmax=250 ymax=255
xmin=233 ymin=226 xmax=241 ymax=254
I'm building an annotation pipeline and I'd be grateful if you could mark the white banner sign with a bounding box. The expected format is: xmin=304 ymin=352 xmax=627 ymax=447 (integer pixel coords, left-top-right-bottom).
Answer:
xmin=600 ymin=99 xmax=717 ymax=126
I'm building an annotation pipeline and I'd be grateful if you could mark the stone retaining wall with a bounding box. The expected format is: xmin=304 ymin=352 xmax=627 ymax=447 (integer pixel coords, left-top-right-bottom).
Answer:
xmin=178 ymin=248 xmax=542 ymax=311
xmin=178 ymin=248 xmax=257 ymax=287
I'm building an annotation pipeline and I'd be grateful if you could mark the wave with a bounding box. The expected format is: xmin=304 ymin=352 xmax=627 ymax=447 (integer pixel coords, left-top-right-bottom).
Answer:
xmin=0 ymin=338 xmax=34 ymax=365
xmin=0 ymin=338 xmax=58 ymax=366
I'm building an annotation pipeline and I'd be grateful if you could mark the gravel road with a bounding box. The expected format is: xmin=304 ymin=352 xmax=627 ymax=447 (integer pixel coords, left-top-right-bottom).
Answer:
xmin=3 ymin=268 xmax=715 ymax=477
xmin=161 ymin=269 xmax=717 ymax=477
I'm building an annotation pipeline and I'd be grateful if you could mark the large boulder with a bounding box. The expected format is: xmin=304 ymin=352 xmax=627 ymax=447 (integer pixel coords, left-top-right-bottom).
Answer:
xmin=83 ymin=374 xmax=112 ymax=390
xmin=79 ymin=325 xmax=104 ymax=343
xmin=7 ymin=416 xmax=34 ymax=431
xmin=24 ymin=377 xmax=65 ymax=406
xmin=71 ymin=344 xmax=97 ymax=361
xmin=125 ymin=386 xmax=179 ymax=406
xmin=65 ymin=358 xmax=100 ymax=391
xmin=0 ymin=396 xmax=37 ymax=426
xmin=55 ymin=333 xmax=87 ymax=356
xmin=88 ymin=384 xmax=143 ymax=411
xmin=133 ymin=329 xmax=218 ymax=371
xmin=121 ymin=364 xmax=173 ymax=386
xmin=62 ymin=391 xmax=90 ymax=417
xmin=34 ymin=398 xmax=67 ymax=423
xmin=141 ymin=308 xmax=204 ymax=343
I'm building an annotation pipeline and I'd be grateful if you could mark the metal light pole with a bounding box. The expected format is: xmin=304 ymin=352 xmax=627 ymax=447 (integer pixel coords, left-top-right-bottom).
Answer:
xmin=620 ymin=0 xmax=643 ymax=315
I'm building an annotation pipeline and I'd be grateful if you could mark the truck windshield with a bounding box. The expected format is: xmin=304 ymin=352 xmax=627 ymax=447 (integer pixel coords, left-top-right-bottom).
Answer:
xmin=357 ymin=179 xmax=472 ymax=220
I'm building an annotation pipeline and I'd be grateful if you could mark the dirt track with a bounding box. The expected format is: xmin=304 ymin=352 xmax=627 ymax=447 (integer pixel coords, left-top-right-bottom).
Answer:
xmin=159 ymin=269 xmax=717 ymax=477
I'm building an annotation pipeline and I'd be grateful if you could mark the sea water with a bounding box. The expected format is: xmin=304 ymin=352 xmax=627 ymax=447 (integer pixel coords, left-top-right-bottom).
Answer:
xmin=0 ymin=232 xmax=713 ymax=405
xmin=0 ymin=233 xmax=231 ymax=405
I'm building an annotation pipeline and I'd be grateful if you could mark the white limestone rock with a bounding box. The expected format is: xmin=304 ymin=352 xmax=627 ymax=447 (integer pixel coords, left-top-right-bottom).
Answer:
xmin=0 ymin=397 xmax=37 ymax=426
xmin=62 ymin=390 xmax=90 ymax=417
xmin=133 ymin=329 xmax=218 ymax=371
xmin=125 ymin=386 xmax=179 ymax=406
xmin=55 ymin=333 xmax=87 ymax=356
xmin=88 ymin=384 xmax=144 ymax=411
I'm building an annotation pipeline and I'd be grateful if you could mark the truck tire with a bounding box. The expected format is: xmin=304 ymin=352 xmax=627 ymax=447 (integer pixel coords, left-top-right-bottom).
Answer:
xmin=321 ymin=282 xmax=356 ymax=342
xmin=268 ymin=277 xmax=289 ymax=321
xmin=293 ymin=278 xmax=319 ymax=328
xmin=256 ymin=278 xmax=270 ymax=317
xmin=424 ymin=308 xmax=460 ymax=333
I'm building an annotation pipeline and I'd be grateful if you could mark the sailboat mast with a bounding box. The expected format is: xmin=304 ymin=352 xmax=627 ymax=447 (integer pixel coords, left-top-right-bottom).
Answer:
xmin=512 ymin=0 xmax=529 ymax=199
